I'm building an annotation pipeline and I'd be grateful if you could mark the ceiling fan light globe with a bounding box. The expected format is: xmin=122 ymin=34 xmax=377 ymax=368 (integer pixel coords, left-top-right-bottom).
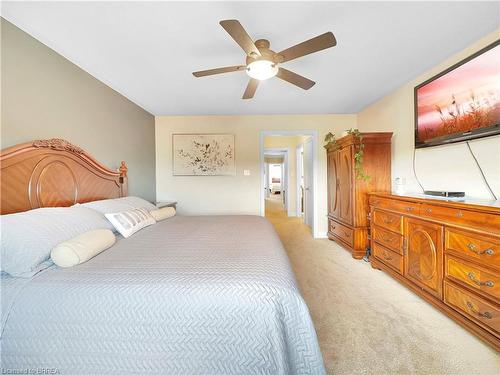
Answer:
xmin=246 ymin=60 xmax=278 ymax=81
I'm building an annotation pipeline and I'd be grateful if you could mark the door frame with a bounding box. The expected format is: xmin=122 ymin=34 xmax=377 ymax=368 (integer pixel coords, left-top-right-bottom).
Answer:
xmin=264 ymin=148 xmax=290 ymax=214
xmin=264 ymin=163 xmax=270 ymax=198
xmin=296 ymin=143 xmax=304 ymax=218
xmin=259 ymin=130 xmax=319 ymax=238
xmin=302 ymin=137 xmax=314 ymax=227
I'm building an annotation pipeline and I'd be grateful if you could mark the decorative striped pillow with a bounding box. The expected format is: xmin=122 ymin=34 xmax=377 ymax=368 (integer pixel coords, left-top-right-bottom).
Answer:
xmin=105 ymin=208 xmax=156 ymax=238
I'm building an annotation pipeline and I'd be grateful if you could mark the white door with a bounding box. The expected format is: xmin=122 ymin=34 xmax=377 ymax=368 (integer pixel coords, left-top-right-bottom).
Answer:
xmin=296 ymin=145 xmax=304 ymax=218
xmin=264 ymin=163 xmax=270 ymax=198
xmin=303 ymin=139 xmax=314 ymax=228
xmin=280 ymin=163 xmax=284 ymax=205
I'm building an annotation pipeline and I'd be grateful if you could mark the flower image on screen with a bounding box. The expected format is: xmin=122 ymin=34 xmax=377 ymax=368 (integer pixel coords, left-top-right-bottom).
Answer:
xmin=415 ymin=42 xmax=500 ymax=147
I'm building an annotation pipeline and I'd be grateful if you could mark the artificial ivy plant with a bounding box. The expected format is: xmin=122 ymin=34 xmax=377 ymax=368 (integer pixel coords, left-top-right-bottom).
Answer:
xmin=324 ymin=129 xmax=370 ymax=181
xmin=323 ymin=132 xmax=337 ymax=149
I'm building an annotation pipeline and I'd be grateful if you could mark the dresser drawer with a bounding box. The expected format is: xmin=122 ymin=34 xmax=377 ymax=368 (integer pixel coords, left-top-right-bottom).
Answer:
xmin=370 ymin=196 xmax=420 ymax=215
xmin=372 ymin=242 xmax=403 ymax=275
xmin=446 ymin=228 xmax=500 ymax=270
xmin=330 ymin=220 xmax=354 ymax=247
xmin=445 ymin=256 xmax=499 ymax=302
xmin=372 ymin=210 xmax=403 ymax=234
xmin=444 ymin=281 xmax=500 ymax=335
xmin=372 ymin=225 xmax=403 ymax=254
xmin=421 ymin=204 xmax=500 ymax=233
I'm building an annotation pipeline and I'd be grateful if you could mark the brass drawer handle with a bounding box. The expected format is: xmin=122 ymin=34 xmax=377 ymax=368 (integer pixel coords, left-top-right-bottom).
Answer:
xmin=466 ymin=302 xmax=493 ymax=319
xmin=406 ymin=207 xmax=414 ymax=212
xmin=467 ymin=243 xmax=494 ymax=256
xmin=467 ymin=272 xmax=494 ymax=288
xmin=382 ymin=253 xmax=393 ymax=261
xmin=383 ymin=217 xmax=395 ymax=224
xmin=425 ymin=208 xmax=432 ymax=214
xmin=343 ymin=231 xmax=351 ymax=237
xmin=381 ymin=235 xmax=395 ymax=243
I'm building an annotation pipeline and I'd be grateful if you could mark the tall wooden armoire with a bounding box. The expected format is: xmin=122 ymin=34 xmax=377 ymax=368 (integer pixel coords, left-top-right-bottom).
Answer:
xmin=326 ymin=132 xmax=392 ymax=259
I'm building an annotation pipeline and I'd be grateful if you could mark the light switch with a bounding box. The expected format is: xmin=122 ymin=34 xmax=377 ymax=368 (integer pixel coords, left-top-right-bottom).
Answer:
xmin=243 ymin=169 xmax=251 ymax=176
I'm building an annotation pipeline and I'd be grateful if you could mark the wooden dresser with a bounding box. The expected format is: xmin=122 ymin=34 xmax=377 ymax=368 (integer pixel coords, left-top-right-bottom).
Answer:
xmin=369 ymin=193 xmax=500 ymax=350
xmin=326 ymin=132 xmax=392 ymax=258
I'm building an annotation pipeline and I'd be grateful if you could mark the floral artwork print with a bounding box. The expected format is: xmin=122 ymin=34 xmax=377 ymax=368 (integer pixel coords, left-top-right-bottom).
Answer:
xmin=173 ymin=134 xmax=235 ymax=175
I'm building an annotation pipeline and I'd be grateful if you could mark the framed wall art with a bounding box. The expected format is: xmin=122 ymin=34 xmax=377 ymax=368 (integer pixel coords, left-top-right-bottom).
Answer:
xmin=172 ymin=134 xmax=235 ymax=176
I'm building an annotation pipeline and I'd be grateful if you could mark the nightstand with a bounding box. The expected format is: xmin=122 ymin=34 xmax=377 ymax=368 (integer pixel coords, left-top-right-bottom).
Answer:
xmin=155 ymin=201 xmax=177 ymax=209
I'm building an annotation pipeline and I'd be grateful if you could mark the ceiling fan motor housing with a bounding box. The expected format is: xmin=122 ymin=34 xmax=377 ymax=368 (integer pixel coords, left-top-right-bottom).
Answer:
xmin=246 ymin=39 xmax=283 ymax=66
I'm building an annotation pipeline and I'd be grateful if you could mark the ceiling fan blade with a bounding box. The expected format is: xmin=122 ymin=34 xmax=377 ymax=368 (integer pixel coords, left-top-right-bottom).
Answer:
xmin=242 ymin=78 xmax=259 ymax=99
xmin=276 ymin=68 xmax=315 ymax=90
xmin=277 ymin=32 xmax=336 ymax=63
xmin=192 ymin=65 xmax=246 ymax=77
xmin=220 ymin=20 xmax=261 ymax=57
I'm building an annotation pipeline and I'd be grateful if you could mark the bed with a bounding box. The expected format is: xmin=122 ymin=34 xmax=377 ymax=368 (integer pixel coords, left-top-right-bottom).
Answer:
xmin=0 ymin=139 xmax=325 ymax=374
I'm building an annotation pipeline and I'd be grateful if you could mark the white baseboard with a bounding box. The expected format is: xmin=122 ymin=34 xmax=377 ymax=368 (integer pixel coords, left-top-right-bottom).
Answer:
xmin=314 ymin=232 xmax=328 ymax=239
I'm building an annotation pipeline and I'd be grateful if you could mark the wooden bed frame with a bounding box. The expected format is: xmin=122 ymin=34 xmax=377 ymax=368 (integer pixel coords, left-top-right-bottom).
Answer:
xmin=0 ymin=138 xmax=128 ymax=214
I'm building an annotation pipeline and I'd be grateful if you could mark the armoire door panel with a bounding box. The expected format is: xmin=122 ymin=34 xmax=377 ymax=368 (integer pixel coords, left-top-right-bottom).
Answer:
xmin=338 ymin=146 xmax=353 ymax=225
xmin=327 ymin=151 xmax=340 ymax=218
xmin=404 ymin=217 xmax=444 ymax=299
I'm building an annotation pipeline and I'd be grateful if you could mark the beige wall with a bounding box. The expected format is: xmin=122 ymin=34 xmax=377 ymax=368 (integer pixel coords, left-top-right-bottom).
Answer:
xmin=358 ymin=29 xmax=500 ymax=200
xmin=155 ymin=114 xmax=357 ymax=236
xmin=0 ymin=19 xmax=156 ymax=201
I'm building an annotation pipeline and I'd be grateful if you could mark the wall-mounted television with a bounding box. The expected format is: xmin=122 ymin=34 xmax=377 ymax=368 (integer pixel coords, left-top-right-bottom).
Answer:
xmin=415 ymin=40 xmax=500 ymax=149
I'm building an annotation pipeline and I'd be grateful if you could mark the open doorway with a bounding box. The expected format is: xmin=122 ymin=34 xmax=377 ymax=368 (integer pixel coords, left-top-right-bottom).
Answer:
xmin=263 ymin=148 xmax=289 ymax=214
xmin=260 ymin=131 xmax=318 ymax=237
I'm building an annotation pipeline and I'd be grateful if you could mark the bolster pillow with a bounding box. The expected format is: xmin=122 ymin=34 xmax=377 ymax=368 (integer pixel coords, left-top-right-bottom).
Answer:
xmin=51 ymin=229 xmax=116 ymax=268
xmin=150 ymin=207 xmax=176 ymax=221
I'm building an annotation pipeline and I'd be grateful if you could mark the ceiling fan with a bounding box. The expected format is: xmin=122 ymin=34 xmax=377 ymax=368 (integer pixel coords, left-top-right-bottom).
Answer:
xmin=192 ymin=20 xmax=337 ymax=99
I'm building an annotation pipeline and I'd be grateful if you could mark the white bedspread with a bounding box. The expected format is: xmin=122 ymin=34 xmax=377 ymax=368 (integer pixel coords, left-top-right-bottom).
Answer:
xmin=1 ymin=215 xmax=325 ymax=374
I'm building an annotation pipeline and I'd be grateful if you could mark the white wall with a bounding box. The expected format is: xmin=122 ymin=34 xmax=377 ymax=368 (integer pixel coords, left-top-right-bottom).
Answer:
xmin=155 ymin=114 xmax=357 ymax=237
xmin=358 ymin=30 xmax=500 ymax=200
xmin=268 ymin=164 xmax=282 ymax=184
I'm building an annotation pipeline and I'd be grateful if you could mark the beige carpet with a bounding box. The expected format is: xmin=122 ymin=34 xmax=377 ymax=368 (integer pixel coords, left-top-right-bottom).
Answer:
xmin=265 ymin=198 xmax=499 ymax=375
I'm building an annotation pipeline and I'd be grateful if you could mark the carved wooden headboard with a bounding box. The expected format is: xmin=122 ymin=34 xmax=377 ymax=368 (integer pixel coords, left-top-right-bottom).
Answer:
xmin=0 ymin=138 xmax=128 ymax=214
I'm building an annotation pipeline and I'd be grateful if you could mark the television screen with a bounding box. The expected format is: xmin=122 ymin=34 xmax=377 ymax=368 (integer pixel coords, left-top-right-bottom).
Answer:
xmin=415 ymin=40 xmax=500 ymax=148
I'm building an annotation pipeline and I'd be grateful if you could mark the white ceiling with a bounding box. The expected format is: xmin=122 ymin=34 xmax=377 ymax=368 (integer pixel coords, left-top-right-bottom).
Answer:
xmin=2 ymin=2 xmax=499 ymax=116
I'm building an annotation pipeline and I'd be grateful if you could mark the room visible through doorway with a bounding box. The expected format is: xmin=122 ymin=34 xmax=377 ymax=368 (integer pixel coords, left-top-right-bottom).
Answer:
xmin=261 ymin=132 xmax=316 ymax=236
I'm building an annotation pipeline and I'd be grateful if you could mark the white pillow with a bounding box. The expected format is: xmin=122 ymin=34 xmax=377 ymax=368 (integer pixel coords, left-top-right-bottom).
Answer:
xmin=51 ymin=229 xmax=116 ymax=268
xmin=81 ymin=196 xmax=156 ymax=214
xmin=1 ymin=206 xmax=111 ymax=277
xmin=150 ymin=207 xmax=176 ymax=221
xmin=105 ymin=208 xmax=155 ymax=238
